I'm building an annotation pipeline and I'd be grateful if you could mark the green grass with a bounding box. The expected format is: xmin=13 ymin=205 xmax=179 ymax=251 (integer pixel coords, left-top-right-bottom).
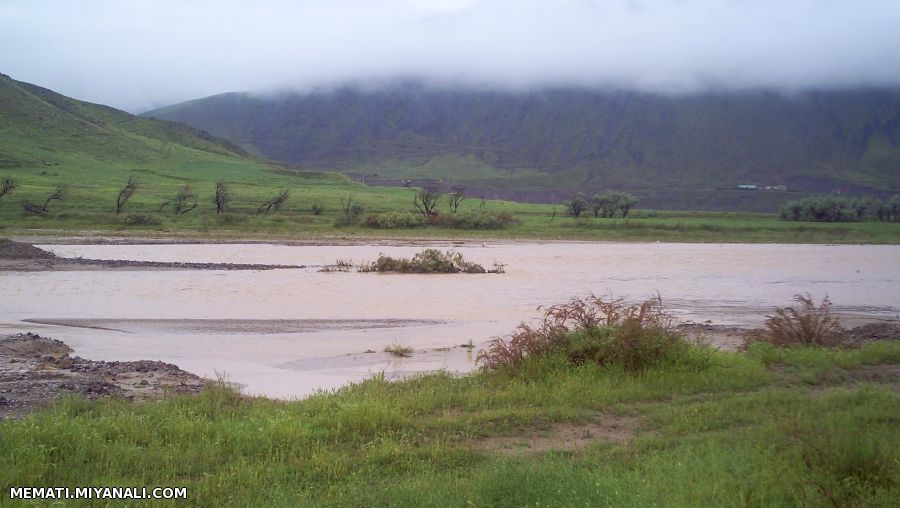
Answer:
xmin=2 ymin=342 xmax=899 ymax=506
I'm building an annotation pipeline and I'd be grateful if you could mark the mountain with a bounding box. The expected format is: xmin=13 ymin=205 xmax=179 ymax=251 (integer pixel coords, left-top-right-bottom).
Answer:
xmin=143 ymin=85 xmax=900 ymax=210
xmin=0 ymin=73 xmax=250 ymax=170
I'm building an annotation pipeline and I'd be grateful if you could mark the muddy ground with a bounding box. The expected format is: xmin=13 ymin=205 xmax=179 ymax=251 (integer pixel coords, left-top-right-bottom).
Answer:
xmin=0 ymin=333 xmax=204 ymax=419
xmin=0 ymin=238 xmax=303 ymax=271
xmin=677 ymin=321 xmax=900 ymax=350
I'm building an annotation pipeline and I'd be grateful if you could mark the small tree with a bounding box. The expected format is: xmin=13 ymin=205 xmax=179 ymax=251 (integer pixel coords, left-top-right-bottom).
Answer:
xmin=590 ymin=194 xmax=605 ymax=218
xmin=115 ymin=177 xmax=139 ymax=214
xmin=565 ymin=193 xmax=588 ymax=218
xmin=159 ymin=185 xmax=197 ymax=215
xmin=22 ymin=184 xmax=67 ymax=215
xmin=448 ymin=190 xmax=465 ymax=214
xmin=215 ymin=180 xmax=230 ymax=214
xmin=619 ymin=192 xmax=638 ymax=218
xmin=0 ymin=176 xmax=17 ymax=199
xmin=413 ymin=187 xmax=442 ymax=218
xmin=592 ymin=190 xmax=638 ymax=218
xmin=257 ymin=188 xmax=290 ymax=215
xmin=340 ymin=194 xmax=364 ymax=222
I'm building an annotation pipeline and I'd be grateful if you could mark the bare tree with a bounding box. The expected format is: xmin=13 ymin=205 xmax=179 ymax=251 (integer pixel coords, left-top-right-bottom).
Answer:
xmin=257 ymin=188 xmax=290 ymax=215
xmin=115 ymin=177 xmax=139 ymax=214
xmin=448 ymin=190 xmax=465 ymax=214
xmin=0 ymin=176 xmax=17 ymax=199
xmin=413 ymin=187 xmax=442 ymax=218
xmin=215 ymin=179 xmax=230 ymax=214
xmin=159 ymin=185 xmax=197 ymax=215
xmin=22 ymin=184 xmax=67 ymax=215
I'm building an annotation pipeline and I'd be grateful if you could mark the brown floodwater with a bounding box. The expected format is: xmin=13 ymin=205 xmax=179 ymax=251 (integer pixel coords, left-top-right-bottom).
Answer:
xmin=1 ymin=242 xmax=898 ymax=398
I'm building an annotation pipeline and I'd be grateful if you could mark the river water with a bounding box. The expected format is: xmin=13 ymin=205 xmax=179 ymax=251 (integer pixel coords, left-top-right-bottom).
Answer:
xmin=2 ymin=242 xmax=898 ymax=398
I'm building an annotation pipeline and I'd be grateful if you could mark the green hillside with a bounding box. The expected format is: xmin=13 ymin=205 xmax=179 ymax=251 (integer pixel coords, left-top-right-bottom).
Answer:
xmin=0 ymin=72 xmax=377 ymax=233
xmin=144 ymin=85 xmax=900 ymax=210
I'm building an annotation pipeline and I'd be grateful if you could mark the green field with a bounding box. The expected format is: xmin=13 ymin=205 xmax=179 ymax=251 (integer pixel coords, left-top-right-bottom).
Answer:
xmin=4 ymin=165 xmax=900 ymax=244
xmin=2 ymin=341 xmax=898 ymax=506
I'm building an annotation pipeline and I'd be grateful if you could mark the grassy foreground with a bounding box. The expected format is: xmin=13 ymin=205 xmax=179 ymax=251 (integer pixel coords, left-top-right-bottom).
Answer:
xmin=1 ymin=342 xmax=898 ymax=506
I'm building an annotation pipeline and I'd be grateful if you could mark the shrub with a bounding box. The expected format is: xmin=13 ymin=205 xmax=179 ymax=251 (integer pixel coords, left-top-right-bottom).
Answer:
xmin=744 ymin=294 xmax=846 ymax=348
xmin=429 ymin=211 xmax=516 ymax=229
xmin=119 ymin=213 xmax=162 ymax=226
xmin=477 ymin=295 xmax=706 ymax=373
xmin=216 ymin=213 xmax=246 ymax=225
xmin=363 ymin=211 xmax=425 ymax=229
xmin=359 ymin=249 xmax=503 ymax=274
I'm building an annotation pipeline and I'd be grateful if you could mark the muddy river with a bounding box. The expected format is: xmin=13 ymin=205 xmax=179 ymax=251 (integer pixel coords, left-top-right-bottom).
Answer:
xmin=2 ymin=242 xmax=899 ymax=398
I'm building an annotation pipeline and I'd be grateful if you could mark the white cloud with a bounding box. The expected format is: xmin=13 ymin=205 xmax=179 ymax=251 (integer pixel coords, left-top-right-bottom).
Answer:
xmin=1 ymin=0 xmax=899 ymax=111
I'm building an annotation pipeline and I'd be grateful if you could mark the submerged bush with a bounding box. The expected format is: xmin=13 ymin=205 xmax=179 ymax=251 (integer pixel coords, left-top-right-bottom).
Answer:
xmin=744 ymin=294 xmax=846 ymax=348
xmin=360 ymin=249 xmax=503 ymax=274
xmin=478 ymin=295 xmax=708 ymax=373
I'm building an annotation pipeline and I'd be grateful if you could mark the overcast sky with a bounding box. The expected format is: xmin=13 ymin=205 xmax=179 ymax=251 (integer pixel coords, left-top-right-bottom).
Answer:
xmin=2 ymin=0 xmax=899 ymax=112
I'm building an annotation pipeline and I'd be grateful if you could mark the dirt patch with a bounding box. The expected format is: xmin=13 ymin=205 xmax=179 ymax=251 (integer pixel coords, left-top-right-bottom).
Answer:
xmin=471 ymin=413 xmax=639 ymax=455
xmin=0 ymin=333 xmax=204 ymax=419
xmin=0 ymin=238 xmax=56 ymax=260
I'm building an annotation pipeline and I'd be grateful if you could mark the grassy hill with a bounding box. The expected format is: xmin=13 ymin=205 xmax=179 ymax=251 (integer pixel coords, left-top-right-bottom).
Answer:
xmin=144 ymin=85 xmax=900 ymax=210
xmin=0 ymin=73 xmax=397 ymax=234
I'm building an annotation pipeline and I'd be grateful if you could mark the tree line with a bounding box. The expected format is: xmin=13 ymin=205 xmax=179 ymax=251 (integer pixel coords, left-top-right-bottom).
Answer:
xmin=565 ymin=191 xmax=639 ymax=218
xmin=0 ymin=176 xmax=300 ymax=217
xmin=779 ymin=194 xmax=900 ymax=222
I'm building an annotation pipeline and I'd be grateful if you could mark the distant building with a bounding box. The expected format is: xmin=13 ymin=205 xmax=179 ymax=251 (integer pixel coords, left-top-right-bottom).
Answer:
xmin=764 ymin=185 xmax=788 ymax=191
xmin=736 ymin=184 xmax=758 ymax=190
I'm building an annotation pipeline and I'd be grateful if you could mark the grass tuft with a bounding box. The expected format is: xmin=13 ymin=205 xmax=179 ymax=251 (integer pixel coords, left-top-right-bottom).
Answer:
xmin=745 ymin=294 xmax=846 ymax=348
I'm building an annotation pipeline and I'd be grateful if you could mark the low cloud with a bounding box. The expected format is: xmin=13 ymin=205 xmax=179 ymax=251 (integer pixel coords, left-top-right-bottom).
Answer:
xmin=2 ymin=0 xmax=899 ymax=111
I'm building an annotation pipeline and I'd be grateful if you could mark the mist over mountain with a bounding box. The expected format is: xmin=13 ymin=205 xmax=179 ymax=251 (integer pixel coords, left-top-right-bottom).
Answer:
xmin=143 ymin=85 xmax=900 ymax=209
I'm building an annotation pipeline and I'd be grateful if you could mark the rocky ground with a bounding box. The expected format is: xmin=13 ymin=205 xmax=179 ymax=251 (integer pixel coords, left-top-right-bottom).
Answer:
xmin=0 ymin=333 xmax=205 ymax=419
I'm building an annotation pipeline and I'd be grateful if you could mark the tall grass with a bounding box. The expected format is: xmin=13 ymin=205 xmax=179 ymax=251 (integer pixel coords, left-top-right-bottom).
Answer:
xmin=745 ymin=294 xmax=846 ymax=348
